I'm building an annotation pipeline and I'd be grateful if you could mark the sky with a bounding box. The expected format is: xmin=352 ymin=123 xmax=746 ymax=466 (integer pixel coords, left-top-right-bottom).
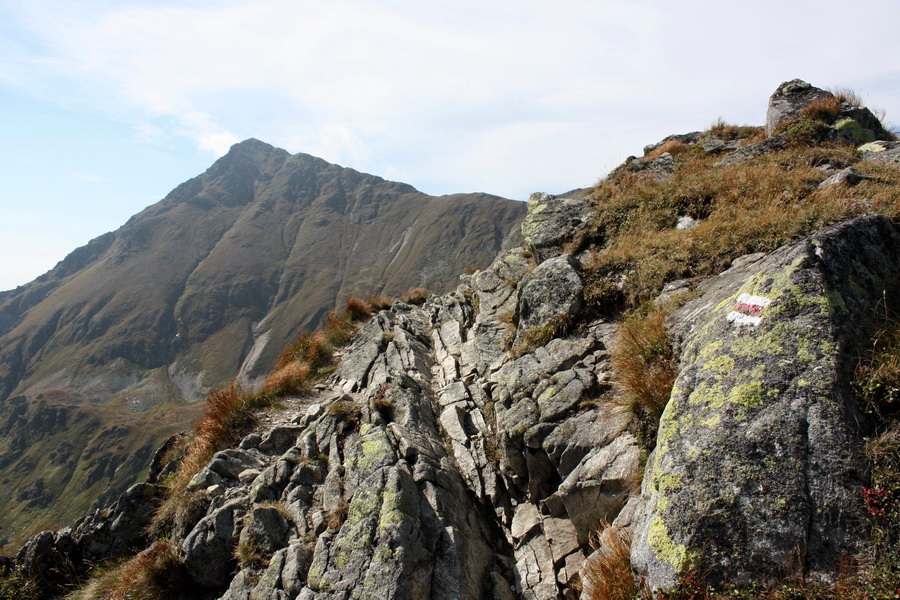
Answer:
xmin=1 ymin=0 xmax=898 ymax=291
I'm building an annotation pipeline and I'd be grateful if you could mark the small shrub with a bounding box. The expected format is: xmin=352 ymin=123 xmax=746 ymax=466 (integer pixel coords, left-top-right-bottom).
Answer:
xmin=855 ymin=316 xmax=900 ymax=423
xmin=779 ymin=118 xmax=831 ymax=146
xmin=610 ymin=305 xmax=677 ymax=445
xmin=401 ymin=287 xmax=429 ymax=305
xmin=372 ymin=383 xmax=392 ymax=414
xmin=581 ymin=524 xmax=635 ymax=600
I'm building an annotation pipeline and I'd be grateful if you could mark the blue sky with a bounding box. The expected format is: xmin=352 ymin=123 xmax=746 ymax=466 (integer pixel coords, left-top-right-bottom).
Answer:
xmin=1 ymin=0 xmax=898 ymax=291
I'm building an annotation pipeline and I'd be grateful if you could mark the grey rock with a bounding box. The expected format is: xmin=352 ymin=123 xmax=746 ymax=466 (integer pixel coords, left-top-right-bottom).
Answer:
xmin=643 ymin=152 xmax=676 ymax=181
xmin=209 ymin=448 xmax=267 ymax=480
xmin=675 ymin=215 xmax=698 ymax=230
xmin=521 ymin=193 xmax=595 ymax=263
xmin=831 ymin=117 xmax=877 ymax=144
xmin=514 ymin=255 xmax=583 ymax=347
xmin=551 ymin=434 xmax=640 ymax=544
xmin=183 ymin=498 xmax=248 ymax=588
xmin=765 ymin=79 xmax=834 ymax=137
xmin=859 ymin=140 xmax=900 ymax=165
xmin=282 ymin=542 xmax=315 ymax=597
xmin=259 ymin=426 xmax=306 ymax=454
xmin=700 ymin=136 xmax=743 ymax=154
xmin=817 ymin=167 xmax=869 ymax=189
xmin=632 ymin=214 xmax=900 ymax=589
xmin=715 ymin=136 xmax=786 ymax=167
xmin=240 ymin=505 xmax=292 ymax=556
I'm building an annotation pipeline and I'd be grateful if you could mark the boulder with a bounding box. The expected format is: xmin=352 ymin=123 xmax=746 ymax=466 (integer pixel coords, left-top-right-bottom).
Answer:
xmin=859 ymin=140 xmax=900 ymax=165
xmin=765 ymin=79 xmax=834 ymax=137
xmin=817 ymin=167 xmax=870 ymax=189
xmin=715 ymin=136 xmax=785 ymax=167
xmin=631 ymin=214 xmax=900 ymax=589
xmin=183 ymin=498 xmax=248 ymax=588
xmin=521 ymin=193 xmax=595 ymax=263
xmin=831 ymin=117 xmax=877 ymax=144
xmin=514 ymin=255 xmax=583 ymax=347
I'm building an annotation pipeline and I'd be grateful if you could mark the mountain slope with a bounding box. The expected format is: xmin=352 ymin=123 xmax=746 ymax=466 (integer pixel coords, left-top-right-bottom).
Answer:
xmin=0 ymin=140 xmax=525 ymax=549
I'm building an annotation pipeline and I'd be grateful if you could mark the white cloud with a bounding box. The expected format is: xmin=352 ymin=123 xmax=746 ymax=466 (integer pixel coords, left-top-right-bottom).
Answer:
xmin=1 ymin=0 xmax=899 ymax=198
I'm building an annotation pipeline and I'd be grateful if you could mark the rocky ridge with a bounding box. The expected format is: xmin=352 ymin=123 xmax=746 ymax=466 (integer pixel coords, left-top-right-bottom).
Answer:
xmin=4 ymin=80 xmax=899 ymax=599
xmin=0 ymin=141 xmax=525 ymax=551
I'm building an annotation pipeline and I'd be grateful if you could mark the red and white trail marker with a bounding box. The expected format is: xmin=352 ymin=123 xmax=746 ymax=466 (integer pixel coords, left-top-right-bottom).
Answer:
xmin=726 ymin=293 xmax=772 ymax=326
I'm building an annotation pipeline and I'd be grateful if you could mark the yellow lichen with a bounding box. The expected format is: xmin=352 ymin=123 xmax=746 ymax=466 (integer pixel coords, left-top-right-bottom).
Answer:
xmin=648 ymin=516 xmax=696 ymax=572
xmin=704 ymin=354 xmax=734 ymax=374
xmin=727 ymin=382 xmax=764 ymax=407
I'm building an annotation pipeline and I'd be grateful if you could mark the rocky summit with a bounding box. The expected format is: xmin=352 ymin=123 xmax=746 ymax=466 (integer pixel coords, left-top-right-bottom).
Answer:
xmin=2 ymin=80 xmax=900 ymax=599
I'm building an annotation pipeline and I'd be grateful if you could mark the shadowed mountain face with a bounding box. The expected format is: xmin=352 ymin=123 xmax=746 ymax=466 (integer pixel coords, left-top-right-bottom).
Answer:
xmin=0 ymin=139 xmax=525 ymax=548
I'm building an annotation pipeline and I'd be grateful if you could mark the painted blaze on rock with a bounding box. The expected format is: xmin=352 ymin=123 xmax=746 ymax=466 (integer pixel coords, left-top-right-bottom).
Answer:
xmin=632 ymin=215 xmax=900 ymax=589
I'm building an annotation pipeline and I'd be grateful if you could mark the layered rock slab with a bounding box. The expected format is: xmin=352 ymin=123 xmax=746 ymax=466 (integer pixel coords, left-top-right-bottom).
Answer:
xmin=632 ymin=215 xmax=900 ymax=588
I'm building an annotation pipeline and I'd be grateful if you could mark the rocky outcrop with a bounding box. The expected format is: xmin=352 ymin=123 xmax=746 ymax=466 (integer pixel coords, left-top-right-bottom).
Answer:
xmin=765 ymin=79 xmax=892 ymax=143
xmin=631 ymin=214 xmax=900 ymax=589
xmin=765 ymin=79 xmax=835 ymax=137
xmin=521 ymin=193 xmax=594 ymax=263
xmin=860 ymin=140 xmax=900 ymax=165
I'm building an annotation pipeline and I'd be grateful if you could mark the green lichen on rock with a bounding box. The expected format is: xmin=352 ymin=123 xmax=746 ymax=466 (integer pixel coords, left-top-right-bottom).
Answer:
xmin=633 ymin=216 xmax=900 ymax=589
xmin=726 ymin=382 xmax=763 ymax=407
xmin=833 ymin=117 xmax=876 ymax=143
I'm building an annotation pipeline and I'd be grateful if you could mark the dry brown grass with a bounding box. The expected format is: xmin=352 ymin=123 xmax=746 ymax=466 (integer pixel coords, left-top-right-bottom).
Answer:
xmin=707 ymin=118 xmax=764 ymax=142
xmin=832 ymin=87 xmax=865 ymax=108
xmin=366 ymin=293 xmax=394 ymax=312
xmin=345 ymin=296 xmax=372 ymax=322
xmin=610 ymin=305 xmax=677 ymax=444
xmin=401 ymin=286 xmax=429 ymax=305
xmin=581 ymin=524 xmax=635 ymax=600
xmin=326 ymin=498 xmax=349 ymax=531
xmin=70 ymin=540 xmax=188 ymax=600
xmin=151 ymin=383 xmax=266 ymax=532
xmin=584 ymin=142 xmax=900 ymax=307
xmin=645 ymin=140 xmax=691 ymax=161
xmin=802 ymin=96 xmax=843 ymax=123
xmin=262 ymin=361 xmax=313 ymax=397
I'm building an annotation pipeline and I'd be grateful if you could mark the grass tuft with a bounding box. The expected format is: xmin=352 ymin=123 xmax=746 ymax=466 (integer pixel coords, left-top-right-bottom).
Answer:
xmin=328 ymin=398 xmax=362 ymax=425
xmin=326 ymin=498 xmax=349 ymax=531
xmin=801 ymin=96 xmax=843 ymax=123
xmin=581 ymin=524 xmax=635 ymax=600
xmin=67 ymin=540 xmax=188 ymax=600
xmin=511 ymin=313 xmax=573 ymax=357
xmin=609 ymin=305 xmax=677 ymax=445
xmin=401 ymin=287 xmax=429 ymax=305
